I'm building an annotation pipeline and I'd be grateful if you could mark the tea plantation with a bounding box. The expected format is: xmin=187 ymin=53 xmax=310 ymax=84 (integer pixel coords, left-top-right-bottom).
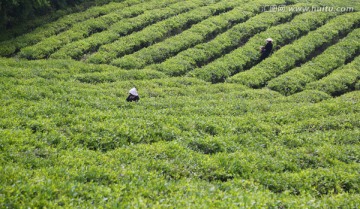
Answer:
xmin=1 ymin=0 xmax=360 ymax=208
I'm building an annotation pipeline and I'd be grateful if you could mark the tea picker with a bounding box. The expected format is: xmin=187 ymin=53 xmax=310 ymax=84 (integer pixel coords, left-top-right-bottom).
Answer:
xmin=126 ymin=87 xmax=140 ymax=102
xmin=260 ymin=38 xmax=273 ymax=60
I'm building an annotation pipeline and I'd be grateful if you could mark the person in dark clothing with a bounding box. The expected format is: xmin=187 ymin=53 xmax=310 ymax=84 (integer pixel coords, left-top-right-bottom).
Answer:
xmin=260 ymin=38 xmax=273 ymax=60
xmin=126 ymin=87 xmax=140 ymax=102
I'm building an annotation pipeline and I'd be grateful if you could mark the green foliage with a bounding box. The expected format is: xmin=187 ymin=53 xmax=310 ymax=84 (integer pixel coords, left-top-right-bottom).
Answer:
xmin=284 ymin=90 xmax=331 ymax=103
xmin=0 ymin=0 xmax=145 ymax=57
xmin=267 ymin=28 xmax=360 ymax=95
xmin=151 ymin=0 xmax=293 ymax=76
xmin=227 ymin=12 xmax=360 ymax=87
xmin=191 ymin=9 xmax=335 ymax=83
xmin=18 ymin=0 xmax=160 ymax=59
xmin=0 ymin=0 xmax=50 ymax=29
xmin=1 ymin=0 xmax=360 ymax=207
xmin=86 ymin=0 xmax=235 ymax=64
xmin=50 ymin=0 xmax=206 ymax=60
xmin=2 ymin=55 xmax=360 ymax=206
xmin=305 ymin=55 xmax=360 ymax=96
xmin=0 ymin=0 xmax=135 ymax=38
xmin=110 ymin=3 xmax=263 ymax=69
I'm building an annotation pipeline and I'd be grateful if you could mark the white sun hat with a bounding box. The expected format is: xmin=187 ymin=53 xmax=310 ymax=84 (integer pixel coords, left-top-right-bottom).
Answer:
xmin=129 ymin=87 xmax=138 ymax=96
xmin=266 ymin=38 xmax=273 ymax=42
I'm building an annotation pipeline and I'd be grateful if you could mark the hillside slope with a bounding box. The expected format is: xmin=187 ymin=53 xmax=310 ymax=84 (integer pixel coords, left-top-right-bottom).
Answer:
xmin=1 ymin=0 xmax=360 ymax=207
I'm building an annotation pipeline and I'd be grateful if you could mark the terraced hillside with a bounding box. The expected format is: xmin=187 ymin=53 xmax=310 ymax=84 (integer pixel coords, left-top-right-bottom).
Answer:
xmin=1 ymin=0 xmax=360 ymax=207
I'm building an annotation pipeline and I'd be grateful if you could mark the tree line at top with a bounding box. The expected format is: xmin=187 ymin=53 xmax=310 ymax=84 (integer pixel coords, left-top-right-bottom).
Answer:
xmin=0 ymin=0 xmax=113 ymax=31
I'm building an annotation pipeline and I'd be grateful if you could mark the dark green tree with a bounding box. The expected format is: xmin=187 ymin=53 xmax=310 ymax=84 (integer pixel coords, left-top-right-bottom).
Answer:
xmin=0 ymin=0 xmax=87 ymax=30
xmin=0 ymin=0 xmax=50 ymax=29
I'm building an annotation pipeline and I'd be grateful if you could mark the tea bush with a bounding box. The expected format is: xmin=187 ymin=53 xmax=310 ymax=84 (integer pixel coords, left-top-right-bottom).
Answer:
xmin=191 ymin=10 xmax=336 ymax=83
xmin=1 ymin=0 xmax=360 ymax=207
xmin=267 ymin=28 xmax=360 ymax=95
xmin=228 ymin=12 xmax=360 ymax=87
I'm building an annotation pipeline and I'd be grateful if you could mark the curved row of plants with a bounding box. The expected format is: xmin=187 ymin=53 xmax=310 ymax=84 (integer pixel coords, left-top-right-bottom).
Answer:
xmin=267 ymin=28 xmax=360 ymax=95
xmin=3 ymin=69 xmax=359 ymax=152
xmin=1 ymin=0 xmax=360 ymax=207
xmin=150 ymin=1 xmax=297 ymax=76
xmin=305 ymin=55 xmax=360 ymax=96
xmin=228 ymin=12 xmax=360 ymax=88
xmin=0 ymin=0 xmax=106 ymax=42
xmin=0 ymin=58 xmax=167 ymax=82
xmin=1 ymin=68 xmax=359 ymax=204
xmin=188 ymin=11 xmax=337 ymax=83
xmin=2 ymin=53 xmax=360 ymax=206
xmin=0 ymin=0 xmax=146 ymax=57
xmin=109 ymin=0 xmax=289 ymax=69
xmin=2 ymin=85 xmax=358 ymax=153
xmin=49 ymin=0 xmax=212 ymax=60
xmin=2 ymin=135 xmax=359 ymax=208
xmin=18 ymin=0 xmax=189 ymax=60
xmin=86 ymin=0 xmax=242 ymax=65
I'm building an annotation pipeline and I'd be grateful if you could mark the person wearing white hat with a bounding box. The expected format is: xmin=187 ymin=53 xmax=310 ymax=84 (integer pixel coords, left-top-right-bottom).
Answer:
xmin=260 ymin=38 xmax=273 ymax=60
xmin=126 ymin=87 xmax=140 ymax=102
